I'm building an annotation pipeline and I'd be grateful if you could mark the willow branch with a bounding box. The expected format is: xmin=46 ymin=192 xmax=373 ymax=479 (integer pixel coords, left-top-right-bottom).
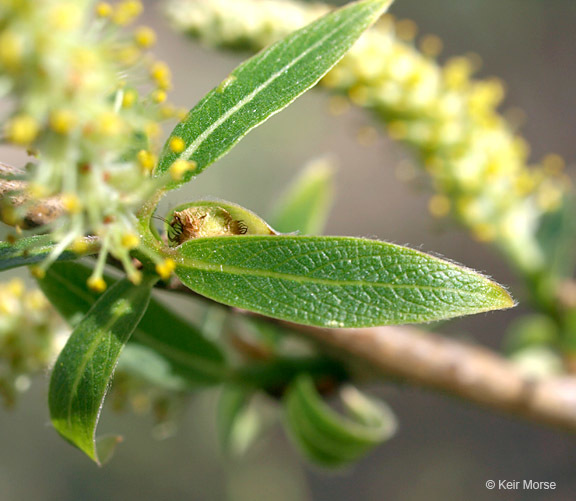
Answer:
xmin=285 ymin=322 xmax=576 ymax=433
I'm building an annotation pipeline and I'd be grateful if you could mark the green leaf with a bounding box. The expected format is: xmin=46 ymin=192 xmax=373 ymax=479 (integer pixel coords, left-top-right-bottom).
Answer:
xmin=38 ymin=262 xmax=227 ymax=385
xmin=49 ymin=274 xmax=156 ymax=464
xmin=284 ymin=374 xmax=396 ymax=468
xmin=155 ymin=0 xmax=393 ymax=189
xmin=271 ymin=158 xmax=335 ymax=235
xmin=174 ymin=236 xmax=515 ymax=328
xmin=0 ymin=235 xmax=96 ymax=271
xmin=217 ymin=384 xmax=260 ymax=457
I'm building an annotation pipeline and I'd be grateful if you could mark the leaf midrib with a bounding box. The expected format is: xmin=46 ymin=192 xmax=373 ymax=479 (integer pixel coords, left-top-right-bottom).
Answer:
xmin=176 ymin=6 xmax=367 ymax=163
xmin=177 ymin=258 xmax=491 ymax=298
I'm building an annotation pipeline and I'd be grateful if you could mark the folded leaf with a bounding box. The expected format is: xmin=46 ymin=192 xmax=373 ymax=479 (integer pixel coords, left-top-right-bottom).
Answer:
xmin=284 ymin=374 xmax=396 ymax=468
xmin=49 ymin=274 xmax=156 ymax=464
xmin=174 ymin=236 xmax=515 ymax=328
xmin=155 ymin=0 xmax=393 ymax=189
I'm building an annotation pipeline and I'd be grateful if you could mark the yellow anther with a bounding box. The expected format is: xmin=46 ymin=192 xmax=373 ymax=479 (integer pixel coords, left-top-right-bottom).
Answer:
xmin=175 ymin=108 xmax=188 ymax=121
xmin=122 ymin=89 xmax=138 ymax=108
xmin=94 ymin=112 xmax=124 ymax=136
xmin=155 ymin=259 xmax=176 ymax=280
xmin=27 ymin=183 xmax=49 ymax=199
xmin=50 ymin=109 xmax=77 ymax=134
xmin=25 ymin=289 xmax=47 ymax=311
xmin=88 ymin=276 xmax=107 ymax=293
xmin=151 ymin=89 xmax=167 ymax=103
xmin=112 ymin=0 xmax=143 ymax=26
xmin=137 ymin=150 xmax=156 ymax=172
xmin=5 ymin=115 xmax=39 ymax=145
xmin=0 ymin=31 xmax=22 ymax=68
xmin=149 ymin=61 xmax=172 ymax=90
xmin=7 ymin=279 xmax=24 ymax=298
xmin=29 ymin=266 xmax=46 ymax=280
xmin=144 ymin=121 xmax=161 ymax=140
xmin=169 ymin=137 xmax=186 ymax=153
xmin=95 ymin=2 xmax=113 ymax=18
xmin=472 ymin=223 xmax=496 ymax=243
xmin=160 ymin=103 xmax=176 ymax=119
xmin=169 ymin=159 xmax=196 ymax=180
xmin=116 ymin=46 xmax=140 ymax=66
xmin=444 ymin=57 xmax=473 ymax=90
xmin=49 ymin=4 xmax=82 ymax=31
xmin=348 ymin=84 xmax=369 ymax=106
xmin=71 ymin=237 xmax=90 ymax=254
xmin=121 ymin=233 xmax=140 ymax=250
xmin=129 ymin=270 xmax=142 ymax=285
xmin=134 ymin=26 xmax=156 ymax=48
xmin=62 ymin=194 xmax=82 ymax=214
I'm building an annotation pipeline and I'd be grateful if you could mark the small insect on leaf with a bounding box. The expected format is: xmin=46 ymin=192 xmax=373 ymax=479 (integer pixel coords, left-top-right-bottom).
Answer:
xmin=165 ymin=200 xmax=279 ymax=247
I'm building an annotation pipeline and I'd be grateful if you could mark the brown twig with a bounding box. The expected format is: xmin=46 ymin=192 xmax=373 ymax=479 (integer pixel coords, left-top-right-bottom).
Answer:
xmin=285 ymin=322 xmax=576 ymax=433
xmin=0 ymin=161 xmax=64 ymax=228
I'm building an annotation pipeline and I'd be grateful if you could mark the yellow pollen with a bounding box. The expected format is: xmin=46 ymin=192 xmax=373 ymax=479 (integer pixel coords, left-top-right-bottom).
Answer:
xmin=5 ymin=115 xmax=39 ymax=145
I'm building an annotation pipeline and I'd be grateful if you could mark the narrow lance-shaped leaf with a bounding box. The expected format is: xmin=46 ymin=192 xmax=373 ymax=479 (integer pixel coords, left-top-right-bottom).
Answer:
xmin=173 ymin=236 xmax=514 ymax=328
xmin=38 ymin=262 xmax=227 ymax=386
xmin=49 ymin=274 xmax=157 ymax=464
xmin=155 ymin=0 xmax=393 ymax=189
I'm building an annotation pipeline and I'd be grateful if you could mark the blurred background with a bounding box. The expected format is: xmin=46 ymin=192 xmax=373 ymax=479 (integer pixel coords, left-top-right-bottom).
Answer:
xmin=1 ymin=0 xmax=575 ymax=499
